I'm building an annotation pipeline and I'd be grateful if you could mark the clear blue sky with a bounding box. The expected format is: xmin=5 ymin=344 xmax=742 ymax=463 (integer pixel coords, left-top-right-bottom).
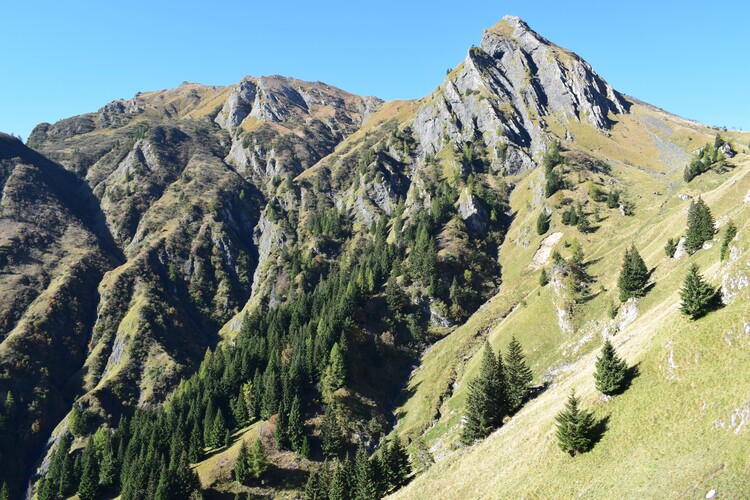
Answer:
xmin=3 ymin=1 xmax=749 ymax=141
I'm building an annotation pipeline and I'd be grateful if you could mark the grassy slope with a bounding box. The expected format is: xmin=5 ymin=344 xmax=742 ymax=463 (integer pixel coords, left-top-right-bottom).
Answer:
xmin=392 ymin=107 xmax=750 ymax=497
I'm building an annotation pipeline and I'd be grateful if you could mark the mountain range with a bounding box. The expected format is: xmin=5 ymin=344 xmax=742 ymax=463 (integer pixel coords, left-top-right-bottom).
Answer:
xmin=0 ymin=15 xmax=749 ymax=499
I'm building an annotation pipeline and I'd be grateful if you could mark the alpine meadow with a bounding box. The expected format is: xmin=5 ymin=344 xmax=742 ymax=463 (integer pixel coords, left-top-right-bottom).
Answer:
xmin=1 ymin=13 xmax=750 ymax=500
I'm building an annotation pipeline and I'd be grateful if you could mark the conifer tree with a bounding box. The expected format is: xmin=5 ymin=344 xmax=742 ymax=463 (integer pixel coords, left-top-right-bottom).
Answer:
xmin=210 ymin=409 xmax=227 ymax=448
xmin=685 ymin=198 xmax=715 ymax=254
xmin=505 ymin=337 xmax=533 ymax=413
xmin=720 ymin=220 xmax=737 ymax=261
xmin=275 ymin=402 xmax=289 ymax=450
xmin=536 ymin=210 xmax=551 ymax=235
xmin=58 ymin=436 xmax=76 ymax=497
xmin=354 ymin=445 xmax=378 ymax=500
xmin=249 ymin=439 xmax=269 ymax=479
xmin=78 ymin=438 xmax=100 ymax=500
xmin=98 ymin=432 xmax=119 ymax=488
xmin=288 ymin=396 xmax=305 ymax=453
xmin=461 ymin=342 xmax=506 ymax=444
xmin=680 ymin=263 xmax=718 ymax=320
xmin=322 ymin=342 xmax=346 ymax=403
xmin=539 ymin=268 xmax=549 ymax=287
xmin=594 ymin=339 xmax=628 ymax=395
xmin=0 ymin=483 xmax=8 ymax=500
xmin=555 ymin=390 xmax=596 ymax=456
xmin=617 ymin=244 xmax=649 ymax=301
xmin=383 ymin=439 xmax=411 ymax=492
xmin=304 ymin=468 xmax=324 ymax=500
xmin=234 ymin=440 xmax=250 ymax=484
xmin=320 ymin=404 xmax=343 ymax=458
xmin=329 ymin=459 xmax=348 ymax=500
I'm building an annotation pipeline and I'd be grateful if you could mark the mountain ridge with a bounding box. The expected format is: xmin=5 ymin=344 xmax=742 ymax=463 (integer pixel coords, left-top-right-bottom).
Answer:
xmin=0 ymin=15 xmax=748 ymax=499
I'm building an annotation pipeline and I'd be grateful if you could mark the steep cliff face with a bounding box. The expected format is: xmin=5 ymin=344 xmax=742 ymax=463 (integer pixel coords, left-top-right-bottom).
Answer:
xmin=0 ymin=134 xmax=118 ymax=487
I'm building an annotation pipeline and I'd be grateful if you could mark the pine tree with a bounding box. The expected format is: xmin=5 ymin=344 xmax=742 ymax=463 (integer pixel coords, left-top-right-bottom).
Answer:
xmin=288 ymin=396 xmax=305 ymax=453
xmin=329 ymin=459 xmax=348 ymax=500
xmin=211 ymin=409 xmax=227 ymax=448
xmin=234 ymin=440 xmax=250 ymax=484
xmin=0 ymin=482 xmax=9 ymax=500
xmin=354 ymin=445 xmax=378 ymax=500
xmin=78 ymin=438 xmax=100 ymax=500
xmin=275 ymin=402 xmax=289 ymax=450
xmin=322 ymin=342 xmax=346 ymax=403
xmin=539 ymin=268 xmax=549 ymax=287
xmin=555 ymin=390 xmax=596 ymax=456
xmin=461 ymin=342 xmax=506 ymax=444
xmin=505 ymin=337 xmax=533 ymax=413
xmin=249 ymin=439 xmax=269 ymax=479
xmin=617 ymin=244 xmax=649 ymax=301
xmin=383 ymin=439 xmax=411 ymax=491
xmin=536 ymin=210 xmax=551 ymax=235
xmin=58 ymin=436 xmax=76 ymax=497
xmin=685 ymin=198 xmax=715 ymax=254
xmin=320 ymin=404 xmax=343 ymax=458
xmin=720 ymin=220 xmax=737 ymax=261
xmin=304 ymin=468 xmax=324 ymax=500
xmin=594 ymin=339 xmax=628 ymax=395
xmin=680 ymin=263 xmax=718 ymax=320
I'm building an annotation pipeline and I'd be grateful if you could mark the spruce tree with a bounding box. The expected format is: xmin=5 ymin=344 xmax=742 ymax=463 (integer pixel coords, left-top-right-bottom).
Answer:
xmin=680 ymin=263 xmax=718 ymax=320
xmin=234 ymin=440 xmax=250 ymax=484
xmin=536 ymin=210 xmax=551 ymax=235
xmin=288 ymin=396 xmax=305 ymax=453
xmin=617 ymin=244 xmax=649 ymax=301
xmin=275 ymin=402 xmax=289 ymax=450
xmin=320 ymin=404 xmax=343 ymax=458
xmin=685 ymin=198 xmax=715 ymax=254
xmin=555 ymin=390 xmax=596 ymax=456
xmin=78 ymin=439 xmax=100 ymax=500
xmin=461 ymin=342 xmax=506 ymax=444
xmin=249 ymin=438 xmax=269 ymax=479
xmin=304 ymin=468 xmax=323 ymax=500
xmin=720 ymin=220 xmax=737 ymax=261
xmin=505 ymin=337 xmax=533 ymax=413
xmin=211 ymin=409 xmax=227 ymax=448
xmin=329 ymin=459 xmax=348 ymax=500
xmin=354 ymin=445 xmax=378 ymax=500
xmin=322 ymin=342 xmax=346 ymax=403
xmin=539 ymin=268 xmax=549 ymax=287
xmin=0 ymin=483 xmax=8 ymax=500
xmin=384 ymin=439 xmax=411 ymax=491
xmin=594 ymin=339 xmax=628 ymax=395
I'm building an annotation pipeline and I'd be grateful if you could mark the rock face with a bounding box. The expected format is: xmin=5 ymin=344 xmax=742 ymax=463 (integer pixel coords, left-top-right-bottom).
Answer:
xmin=412 ymin=15 xmax=629 ymax=172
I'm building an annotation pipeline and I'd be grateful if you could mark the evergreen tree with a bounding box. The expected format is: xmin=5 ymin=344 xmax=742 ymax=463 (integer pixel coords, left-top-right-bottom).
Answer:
xmin=320 ymin=404 xmax=343 ymax=458
xmin=685 ymin=198 xmax=715 ymax=254
xmin=353 ymin=445 xmax=378 ymax=500
xmin=275 ymin=402 xmax=289 ymax=450
xmin=0 ymin=483 xmax=7 ymax=500
xmin=234 ymin=440 xmax=250 ymax=484
xmin=211 ymin=409 xmax=227 ymax=448
xmin=505 ymin=337 xmax=533 ymax=413
xmin=78 ymin=438 xmax=100 ymax=500
xmin=664 ymin=237 xmax=678 ymax=258
xmin=188 ymin=423 xmax=203 ymax=462
xmin=58 ymin=436 xmax=76 ymax=497
xmin=172 ymin=451 xmax=201 ymax=498
xmin=322 ymin=342 xmax=346 ymax=403
xmin=555 ymin=390 xmax=596 ymax=456
xmin=461 ymin=342 xmax=506 ymax=444
xmin=539 ymin=268 xmax=549 ymax=287
xmin=680 ymin=263 xmax=718 ymax=320
xmin=594 ymin=339 xmax=628 ymax=395
xmin=329 ymin=459 xmax=348 ymax=500
xmin=720 ymin=220 xmax=737 ymax=261
xmin=288 ymin=396 xmax=305 ymax=453
xmin=304 ymin=468 xmax=324 ymax=500
xmin=617 ymin=244 xmax=649 ymax=301
xmin=536 ymin=210 xmax=551 ymax=235
xmin=383 ymin=439 xmax=411 ymax=492
xmin=249 ymin=439 xmax=269 ymax=479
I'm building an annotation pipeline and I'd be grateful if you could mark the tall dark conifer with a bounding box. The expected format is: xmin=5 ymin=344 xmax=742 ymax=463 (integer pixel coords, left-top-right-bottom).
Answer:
xmin=505 ymin=337 xmax=533 ymax=413
xmin=594 ymin=339 xmax=628 ymax=395
xmin=617 ymin=244 xmax=649 ymax=301
xmin=555 ymin=390 xmax=596 ymax=456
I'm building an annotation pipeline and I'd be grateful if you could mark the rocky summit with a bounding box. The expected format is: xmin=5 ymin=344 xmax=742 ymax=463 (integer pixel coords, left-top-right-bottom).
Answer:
xmin=1 ymin=15 xmax=749 ymax=500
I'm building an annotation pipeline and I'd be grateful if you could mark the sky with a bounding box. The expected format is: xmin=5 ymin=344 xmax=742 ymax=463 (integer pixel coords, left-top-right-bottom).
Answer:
xmin=2 ymin=1 xmax=749 ymax=141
